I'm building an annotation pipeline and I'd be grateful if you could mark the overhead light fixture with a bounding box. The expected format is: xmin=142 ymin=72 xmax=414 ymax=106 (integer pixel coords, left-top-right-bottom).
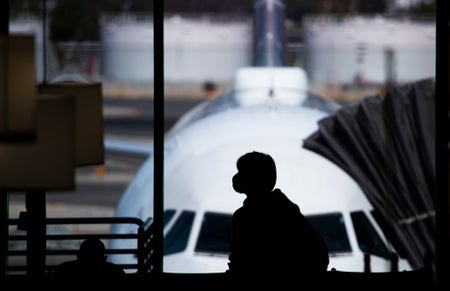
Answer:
xmin=38 ymin=81 xmax=104 ymax=166
xmin=0 ymin=34 xmax=37 ymax=141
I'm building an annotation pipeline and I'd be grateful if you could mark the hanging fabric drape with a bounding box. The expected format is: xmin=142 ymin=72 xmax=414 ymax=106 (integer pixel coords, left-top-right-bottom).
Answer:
xmin=303 ymin=78 xmax=435 ymax=271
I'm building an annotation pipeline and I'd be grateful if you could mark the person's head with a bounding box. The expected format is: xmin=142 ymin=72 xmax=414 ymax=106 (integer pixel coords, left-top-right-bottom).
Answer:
xmin=232 ymin=151 xmax=277 ymax=195
xmin=77 ymin=238 xmax=107 ymax=264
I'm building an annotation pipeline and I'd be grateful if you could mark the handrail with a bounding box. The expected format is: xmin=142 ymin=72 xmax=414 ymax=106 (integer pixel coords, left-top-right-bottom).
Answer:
xmin=138 ymin=217 xmax=154 ymax=274
xmin=9 ymin=216 xmax=144 ymax=225
xmin=6 ymin=216 xmax=154 ymax=275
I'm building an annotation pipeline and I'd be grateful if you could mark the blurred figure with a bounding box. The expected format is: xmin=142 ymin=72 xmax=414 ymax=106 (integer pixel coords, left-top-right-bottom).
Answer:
xmin=53 ymin=238 xmax=125 ymax=280
xmin=227 ymin=151 xmax=329 ymax=281
xmin=203 ymin=80 xmax=220 ymax=99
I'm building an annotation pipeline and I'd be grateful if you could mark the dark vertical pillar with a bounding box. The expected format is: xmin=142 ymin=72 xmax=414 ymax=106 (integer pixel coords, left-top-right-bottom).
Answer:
xmin=0 ymin=192 xmax=7 ymax=277
xmin=0 ymin=0 xmax=9 ymax=279
xmin=390 ymin=252 xmax=398 ymax=272
xmin=153 ymin=0 xmax=164 ymax=276
xmin=435 ymin=1 xmax=449 ymax=289
xmin=364 ymin=253 xmax=371 ymax=273
xmin=0 ymin=0 xmax=8 ymax=35
xmin=25 ymin=191 xmax=46 ymax=277
xmin=42 ymin=0 xmax=47 ymax=83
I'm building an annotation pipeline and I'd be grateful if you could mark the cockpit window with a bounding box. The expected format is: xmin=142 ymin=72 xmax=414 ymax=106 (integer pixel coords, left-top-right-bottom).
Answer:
xmin=195 ymin=212 xmax=233 ymax=255
xmin=163 ymin=209 xmax=176 ymax=227
xmin=193 ymin=211 xmax=353 ymax=256
xmin=164 ymin=210 xmax=195 ymax=255
xmin=370 ymin=209 xmax=408 ymax=259
xmin=350 ymin=211 xmax=391 ymax=259
xmin=306 ymin=212 xmax=352 ymax=254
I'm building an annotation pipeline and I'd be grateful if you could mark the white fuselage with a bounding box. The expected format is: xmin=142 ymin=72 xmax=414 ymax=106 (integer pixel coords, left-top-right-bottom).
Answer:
xmin=110 ymin=68 xmax=411 ymax=274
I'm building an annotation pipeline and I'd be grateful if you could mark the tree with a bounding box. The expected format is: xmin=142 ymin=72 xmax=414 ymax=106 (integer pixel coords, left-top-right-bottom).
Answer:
xmin=49 ymin=0 xmax=99 ymax=42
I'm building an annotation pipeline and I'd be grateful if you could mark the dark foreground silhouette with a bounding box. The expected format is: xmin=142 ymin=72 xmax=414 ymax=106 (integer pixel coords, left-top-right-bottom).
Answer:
xmin=53 ymin=237 xmax=125 ymax=281
xmin=227 ymin=151 xmax=329 ymax=281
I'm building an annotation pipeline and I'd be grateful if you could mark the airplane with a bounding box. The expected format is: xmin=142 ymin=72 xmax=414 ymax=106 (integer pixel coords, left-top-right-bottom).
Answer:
xmin=108 ymin=0 xmax=412 ymax=274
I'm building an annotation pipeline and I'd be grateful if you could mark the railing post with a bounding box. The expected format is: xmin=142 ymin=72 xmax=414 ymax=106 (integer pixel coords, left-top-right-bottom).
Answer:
xmin=364 ymin=253 xmax=371 ymax=273
xmin=137 ymin=225 xmax=144 ymax=273
xmin=390 ymin=252 xmax=399 ymax=272
xmin=0 ymin=192 xmax=7 ymax=278
xmin=25 ymin=190 xmax=47 ymax=277
xmin=0 ymin=0 xmax=8 ymax=278
xmin=153 ymin=0 xmax=165 ymax=277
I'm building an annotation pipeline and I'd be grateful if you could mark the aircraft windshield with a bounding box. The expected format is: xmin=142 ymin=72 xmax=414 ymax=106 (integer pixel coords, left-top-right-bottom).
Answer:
xmin=164 ymin=209 xmax=176 ymax=227
xmin=192 ymin=211 xmax=353 ymax=255
xmin=164 ymin=210 xmax=195 ymax=255
xmin=195 ymin=212 xmax=233 ymax=255
xmin=307 ymin=212 xmax=352 ymax=254
xmin=163 ymin=209 xmax=393 ymax=260
xmin=350 ymin=211 xmax=391 ymax=259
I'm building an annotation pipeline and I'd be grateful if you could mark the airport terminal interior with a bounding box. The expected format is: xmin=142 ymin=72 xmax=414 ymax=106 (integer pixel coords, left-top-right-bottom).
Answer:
xmin=1 ymin=0 xmax=447 ymax=289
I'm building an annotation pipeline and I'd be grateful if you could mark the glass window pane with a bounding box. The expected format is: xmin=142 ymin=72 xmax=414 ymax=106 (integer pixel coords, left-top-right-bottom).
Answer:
xmin=350 ymin=211 xmax=391 ymax=259
xmin=5 ymin=0 xmax=436 ymax=275
xmin=195 ymin=212 xmax=233 ymax=255
xmin=370 ymin=209 xmax=409 ymax=259
xmin=307 ymin=213 xmax=352 ymax=254
xmin=164 ymin=209 xmax=176 ymax=227
xmin=164 ymin=210 xmax=195 ymax=255
xmin=7 ymin=1 xmax=154 ymax=274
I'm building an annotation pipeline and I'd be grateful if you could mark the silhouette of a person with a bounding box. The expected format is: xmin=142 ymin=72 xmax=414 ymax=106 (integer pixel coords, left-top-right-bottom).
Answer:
xmin=53 ymin=237 xmax=125 ymax=279
xmin=227 ymin=151 xmax=329 ymax=280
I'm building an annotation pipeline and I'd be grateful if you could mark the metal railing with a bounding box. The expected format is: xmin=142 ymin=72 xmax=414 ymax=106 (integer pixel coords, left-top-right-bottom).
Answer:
xmin=6 ymin=216 xmax=154 ymax=275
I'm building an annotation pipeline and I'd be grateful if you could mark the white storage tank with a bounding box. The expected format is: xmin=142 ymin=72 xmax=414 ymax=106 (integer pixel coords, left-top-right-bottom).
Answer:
xmin=101 ymin=14 xmax=154 ymax=83
xmin=100 ymin=14 xmax=253 ymax=85
xmin=303 ymin=16 xmax=436 ymax=86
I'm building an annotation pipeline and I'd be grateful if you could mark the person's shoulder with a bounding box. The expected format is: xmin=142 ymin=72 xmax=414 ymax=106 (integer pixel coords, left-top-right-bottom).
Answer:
xmin=272 ymin=189 xmax=300 ymax=208
xmin=272 ymin=188 xmax=290 ymax=201
xmin=53 ymin=259 xmax=81 ymax=275
xmin=104 ymin=261 xmax=126 ymax=274
xmin=57 ymin=259 xmax=79 ymax=268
